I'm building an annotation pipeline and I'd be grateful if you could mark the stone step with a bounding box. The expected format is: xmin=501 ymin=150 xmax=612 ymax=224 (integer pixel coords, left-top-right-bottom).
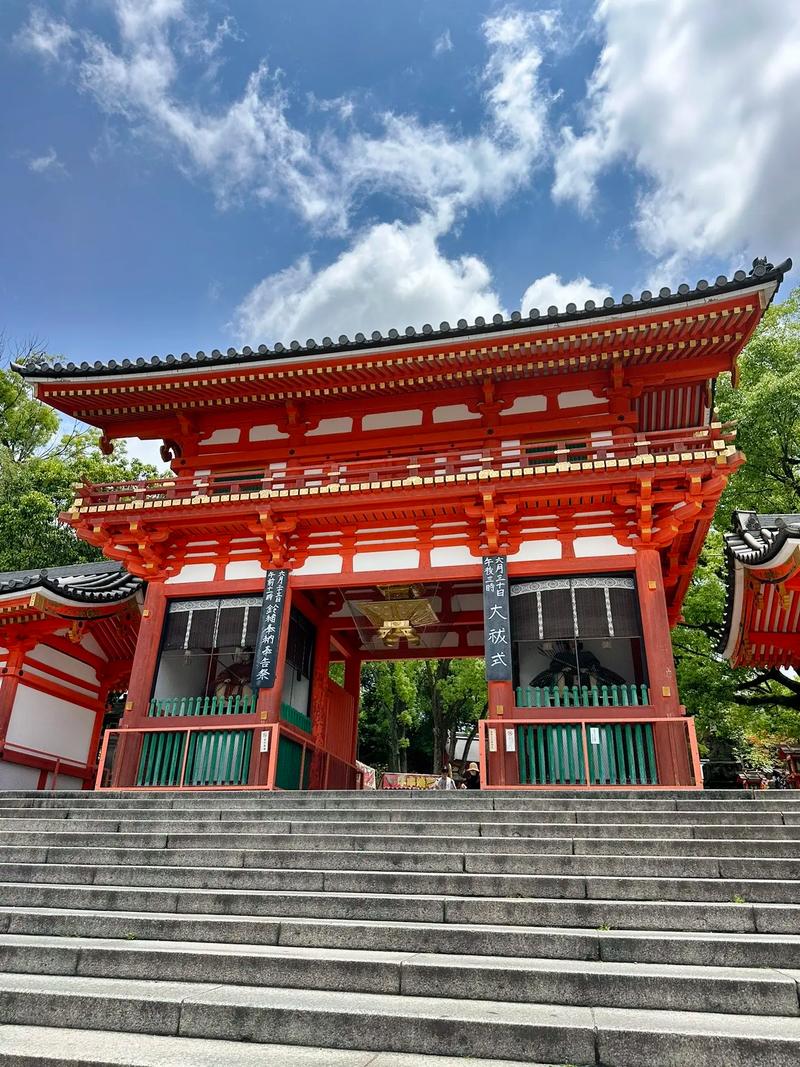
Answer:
xmin=0 ymin=1025 xmax=538 ymax=1067
xmin=1 ymin=972 xmax=800 ymax=1065
xmin=2 ymin=791 xmax=799 ymax=810
xmin=4 ymin=906 xmax=800 ymax=968
xmin=0 ymin=808 xmax=794 ymax=825
xmin=3 ymin=845 xmax=797 ymax=880
xmin=1 ymin=827 xmax=798 ymax=850
xmin=2 ymin=861 xmax=799 ymax=904
xmin=0 ymin=881 xmax=795 ymax=931
xmin=1 ymin=933 xmax=797 ymax=1017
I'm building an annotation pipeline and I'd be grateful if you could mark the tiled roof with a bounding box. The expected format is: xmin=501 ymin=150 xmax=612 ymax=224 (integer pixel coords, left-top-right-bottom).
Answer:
xmin=15 ymin=257 xmax=792 ymax=380
xmin=0 ymin=561 xmax=143 ymax=604
xmin=723 ymin=511 xmax=800 ymax=567
xmin=720 ymin=511 xmax=800 ymax=657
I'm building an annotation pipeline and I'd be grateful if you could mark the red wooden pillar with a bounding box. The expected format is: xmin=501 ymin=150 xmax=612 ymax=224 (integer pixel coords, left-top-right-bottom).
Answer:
xmin=0 ymin=642 xmax=31 ymax=750
xmin=635 ymin=548 xmax=698 ymax=785
xmin=344 ymin=654 xmax=362 ymax=766
xmin=484 ymin=680 xmax=517 ymax=787
xmin=635 ymin=549 xmax=681 ymax=716
xmin=308 ymin=620 xmax=331 ymax=789
xmin=111 ymin=582 xmax=167 ymax=786
xmin=122 ymin=582 xmax=168 ymax=725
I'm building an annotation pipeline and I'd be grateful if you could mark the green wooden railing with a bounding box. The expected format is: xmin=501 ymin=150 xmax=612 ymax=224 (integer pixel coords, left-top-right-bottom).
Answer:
xmin=516 ymin=721 xmax=658 ymax=785
xmin=280 ymin=703 xmax=312 ymax=734
xmin=275 ymin=734 xmax=311 ymax=790
xmin=517 ymin=723 xmax=586 ymax=785
xmin=135 ymin=728 xmax=253 ymax=787
xmin=147 ymin=694 xmax=257 ymax=718
xmin=515 ymin=683 xmax=650 ymax=709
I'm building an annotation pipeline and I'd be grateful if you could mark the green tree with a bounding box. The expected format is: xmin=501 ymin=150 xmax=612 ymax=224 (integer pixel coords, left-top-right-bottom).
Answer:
xmin=0 ymin=342 xmax=159 ymax=571
xmin=673 ymin=289 xmax=800 ymax=765
xmin=357 ymin=661 xmax=420 ymax=772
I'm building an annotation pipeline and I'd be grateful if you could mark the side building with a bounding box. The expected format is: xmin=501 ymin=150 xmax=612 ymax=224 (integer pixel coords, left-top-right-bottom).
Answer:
xmin=16 ymin=258 xmax=791 ymax=790
xmin=0 ymin=562 xmax=143 ymax=789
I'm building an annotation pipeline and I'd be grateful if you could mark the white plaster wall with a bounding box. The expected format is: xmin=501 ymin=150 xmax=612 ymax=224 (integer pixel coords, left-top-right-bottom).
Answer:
xmin=6 ymin=684 xmax=95 ymax=764
xmin=166 ymin=564 xmax=217 ymax=584
xmin=501 ymin=395 xmax=546 ymax=417
xmin=249 ymin=424 xmax=289 ymax=441
xmin=508 ymin=540 xmax=563 ymax=562
xmin=293 ymin=554 xmax=344 ymax=576
xmin=430 ymin=546 xmax=481 ymax=567
xmin=0 ymin=761 xmax=39 ymax=789
xmin=432 ymin=405 xmax=479 ymax=424
xmin=573 ymin=536 xmax=634 ymax=557
xmin=79 ymin=634 xmax=105 ymax=659
xmin=362 ymin=409 xmax=422 ymax=431
xmin=307 ymin=418 xmax=353 ymax=436
xmin=199 ymin=428 xmax=241 ymax=445
xmin=353 ymin=549 xmax=419 ymax=572
xmin=558 ymin=389 xmax=607 ymax=409
xmin=225 ymin=560 xmax=266 ymax=580
xmin=29 ymin=642 xmax=99 ymax=684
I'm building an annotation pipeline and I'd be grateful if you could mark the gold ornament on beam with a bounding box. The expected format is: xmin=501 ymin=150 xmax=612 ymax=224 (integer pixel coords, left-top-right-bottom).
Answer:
xmin=353 ymin=596 xmax=439 ymax=649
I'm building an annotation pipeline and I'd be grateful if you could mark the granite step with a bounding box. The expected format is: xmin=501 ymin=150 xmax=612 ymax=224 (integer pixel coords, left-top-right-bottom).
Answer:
xmin=3 ymin=906 xmax=800 ymax=967
xmin=1 ymin=972 xmax=800 ymax=1065
xmin=0 ymin=881 xmax=796 ymax=931
xmin=0 ymin=1025 xmax=540 ymax=1066
xmin=0 ymin=933 xmax=796 ymax=1016
xmin=1 ymin=861 xmax=799 ymax=903
xmin=4 ymin=845 xmax=797 ymax=880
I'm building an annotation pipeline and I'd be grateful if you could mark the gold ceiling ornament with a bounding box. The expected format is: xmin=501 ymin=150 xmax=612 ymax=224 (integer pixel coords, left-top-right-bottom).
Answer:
xmin=353 ymin=597 xmax=439 ymax=648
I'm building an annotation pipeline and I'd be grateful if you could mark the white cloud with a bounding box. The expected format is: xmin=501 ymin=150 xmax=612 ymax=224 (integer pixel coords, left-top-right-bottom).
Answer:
xmin=433 ymin=29 xmax=453 ymax=56
xmin=520 ymin=273 xmax=610 ymax=315
xmin=18 ymin=2 xmax=556 ymax=233
xmin=27 ymin=148 xmax=68 ymax=177
xmin=235 ymin=215 xmax=503 ymax=345
xmin=14 ymin=8 xmax=75 ymax=61
xmin=553 ymin=0 xmax=800 ymax=268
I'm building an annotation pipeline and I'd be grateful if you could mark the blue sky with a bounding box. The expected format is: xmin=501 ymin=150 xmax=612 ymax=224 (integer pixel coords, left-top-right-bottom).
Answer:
xmin=1 ymin=0 xmax=798 ymax=388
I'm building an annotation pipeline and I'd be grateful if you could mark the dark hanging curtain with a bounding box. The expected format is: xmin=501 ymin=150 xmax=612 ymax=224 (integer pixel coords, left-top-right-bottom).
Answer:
xmin=573 ymin=586 xmax=608 ymax=638
xmin=540 ymin=587 xmax=574 ymax=640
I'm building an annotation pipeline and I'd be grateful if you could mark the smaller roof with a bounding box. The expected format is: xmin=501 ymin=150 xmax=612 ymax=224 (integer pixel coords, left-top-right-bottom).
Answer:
xmin=724 ymin=512 xmax=800 ymax=567
xmin=0 ymin=560 xmax=143 ymax=605
xmin=720 ymin=512 xmax=800 ymax=667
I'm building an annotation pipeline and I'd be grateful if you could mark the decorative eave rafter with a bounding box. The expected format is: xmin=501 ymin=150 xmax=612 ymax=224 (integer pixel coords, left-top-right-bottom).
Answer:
xmin=18 ymin=279 xmax=783 ymax=430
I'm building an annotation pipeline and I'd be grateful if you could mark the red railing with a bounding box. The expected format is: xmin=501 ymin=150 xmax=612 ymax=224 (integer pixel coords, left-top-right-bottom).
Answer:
xmin=94 ymin=721 xmax=361 ymax=791
xmin=480 ymin=715 xmax=702 ymax=790
xmin=70 ymin=423 xmax=734 ymax=513
xmin=0 ymin=740 xmax=93 ymax=789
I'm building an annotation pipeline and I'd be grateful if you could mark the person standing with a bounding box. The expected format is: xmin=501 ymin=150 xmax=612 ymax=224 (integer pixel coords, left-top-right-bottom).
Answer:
xmin=464 ymin=762 xmax=481 ymax=789
xmin=433 ymin=769 xmax=456 ymax=790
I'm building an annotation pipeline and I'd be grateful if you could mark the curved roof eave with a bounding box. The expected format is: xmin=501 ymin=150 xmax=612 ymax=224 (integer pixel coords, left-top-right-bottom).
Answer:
xmin=14 ymin=257 xmax=792 ymax=384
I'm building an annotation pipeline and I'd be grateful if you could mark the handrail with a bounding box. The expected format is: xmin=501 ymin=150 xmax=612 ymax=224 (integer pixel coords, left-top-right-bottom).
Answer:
xmin=68 ymin=423 xmax=734 ymax=512
xmin=0 ymin=740 xmax=92 ymax=790
xmin=516 ymin=683 xmax=650 ymax=709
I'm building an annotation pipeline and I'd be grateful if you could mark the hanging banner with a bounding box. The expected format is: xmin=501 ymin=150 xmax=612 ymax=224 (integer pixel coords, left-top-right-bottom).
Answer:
xmin=482 ymin=555 xmax=513 ymax=682
xmin=251 ymin=569 xmax=289 ymax=690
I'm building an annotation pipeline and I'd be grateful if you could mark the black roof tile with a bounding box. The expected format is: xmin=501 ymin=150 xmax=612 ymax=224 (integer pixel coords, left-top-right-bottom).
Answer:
xmin=0 ymin=561 xmax=144 ymax=604
xmin=15 ymin=257 xmax=791 ymax=381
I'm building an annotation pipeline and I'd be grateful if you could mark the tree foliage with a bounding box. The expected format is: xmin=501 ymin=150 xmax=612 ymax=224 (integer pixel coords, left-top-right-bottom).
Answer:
xmin=0 ymin=340 xmax=158 ymax=571
xmin=356 ymin=658 xmax=486 ymax=773
xmin=673 ymin=288 xmax=800 ymax=764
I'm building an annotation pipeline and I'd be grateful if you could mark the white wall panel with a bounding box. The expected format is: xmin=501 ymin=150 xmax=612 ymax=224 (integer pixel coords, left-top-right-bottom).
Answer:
xmin=6 ymin=685 xmax=95 ymax=764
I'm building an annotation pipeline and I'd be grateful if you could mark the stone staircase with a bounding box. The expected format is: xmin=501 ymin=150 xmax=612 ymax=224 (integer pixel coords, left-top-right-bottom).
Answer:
xmin=0 ymin=789 xmax=799 ymax=1066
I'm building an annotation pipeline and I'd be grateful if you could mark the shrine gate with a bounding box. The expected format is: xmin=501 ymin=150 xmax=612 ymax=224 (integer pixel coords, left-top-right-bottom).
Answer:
xmin=15 ymin=257 xmax=792 ymax=790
